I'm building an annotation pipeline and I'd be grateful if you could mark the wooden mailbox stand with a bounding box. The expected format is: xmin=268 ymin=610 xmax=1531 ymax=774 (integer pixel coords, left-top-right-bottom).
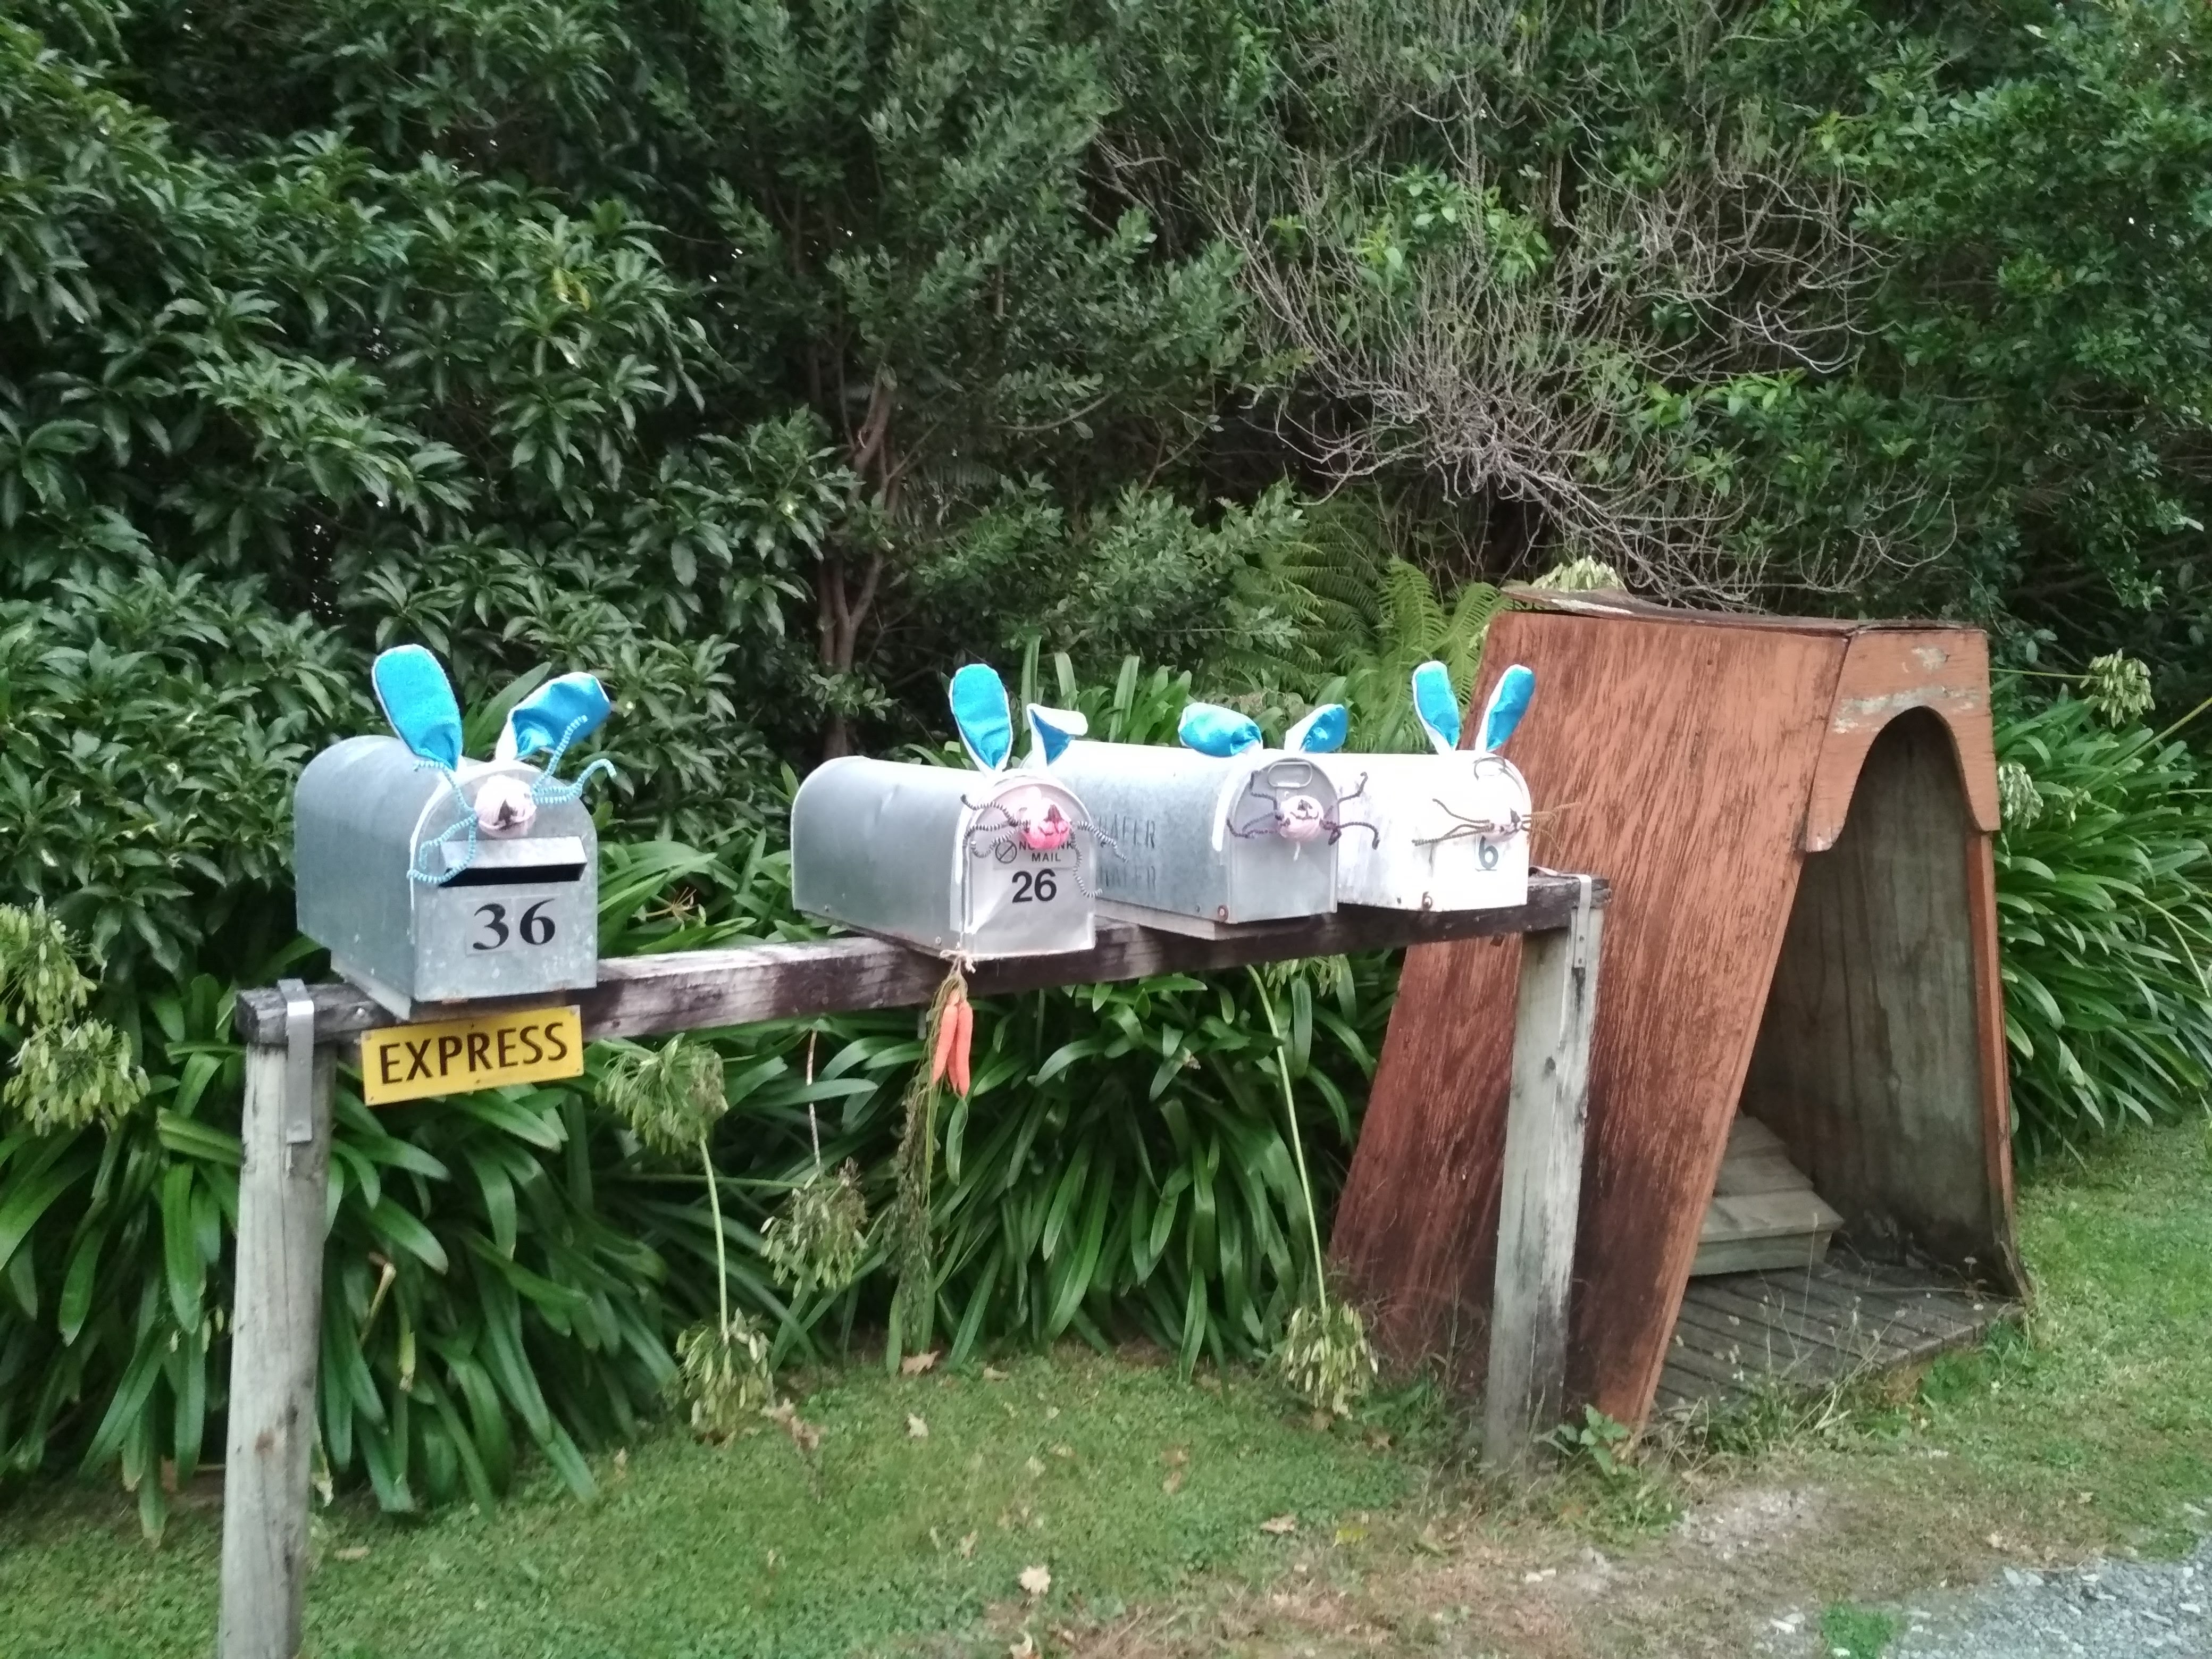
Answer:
xmin=1334 ymin=593 xmax=2023 ymax=1431
xmin=218 ymin=876 xmax=1607 ymax=1659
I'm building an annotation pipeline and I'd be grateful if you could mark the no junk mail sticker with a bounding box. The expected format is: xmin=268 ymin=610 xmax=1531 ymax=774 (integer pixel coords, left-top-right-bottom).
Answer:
xmin=360 ymin=1006 xmax=584 ymax=1105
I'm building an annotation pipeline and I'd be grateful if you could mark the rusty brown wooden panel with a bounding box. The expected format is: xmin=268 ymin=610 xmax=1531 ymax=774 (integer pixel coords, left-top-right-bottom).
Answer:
xmin=1741 ymin=711 xmax=2016 ymax=1285
xmin=1333 ymin=605 xmax=1848 ymax=1421
xmin=1804 ymin=630 xmax=1999 ymax=849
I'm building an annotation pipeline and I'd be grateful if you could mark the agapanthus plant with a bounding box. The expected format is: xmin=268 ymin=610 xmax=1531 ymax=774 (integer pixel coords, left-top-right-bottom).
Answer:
xmin=0 ymin=903 xmax=146 ymax=1135
xmin=599 ymin=1034 xmax=772 ymax=1435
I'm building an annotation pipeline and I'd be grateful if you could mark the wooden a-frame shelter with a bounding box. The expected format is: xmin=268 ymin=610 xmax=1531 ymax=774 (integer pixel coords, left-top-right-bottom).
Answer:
xmin=1334 ymin=591 xmax=2023 ymax=1426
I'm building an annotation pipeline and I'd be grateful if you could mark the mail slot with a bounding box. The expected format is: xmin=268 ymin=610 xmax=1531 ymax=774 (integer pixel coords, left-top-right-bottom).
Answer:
xmin=790 ymin=758 xmax=1096 ymax=958
xmin=1049 ymin=742 xmax=1340 ymax=928
xmin=1318 ymin=751 xmax=1532 ymax=911
xmin=294 ymin=735 xmax=599 ymax=1017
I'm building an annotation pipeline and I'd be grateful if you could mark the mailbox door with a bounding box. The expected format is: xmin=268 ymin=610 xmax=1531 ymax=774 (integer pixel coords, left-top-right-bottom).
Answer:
xmin=1221 ymin=757 xmax=1339 ymax=923
xmin=959 ymin=780 xmax=1094 ymax=956
xmin=1418 ymin=756 xmax=1530 ymax=910
xmin=412 ymin=791 xmax=598 ymax=1001
xmin=1329 ymin=754 xmax=1530 ymax=911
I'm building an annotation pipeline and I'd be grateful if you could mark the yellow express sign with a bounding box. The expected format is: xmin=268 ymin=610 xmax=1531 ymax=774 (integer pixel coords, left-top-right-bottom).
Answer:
xmin=360 ymin=1006 xmax=584 ymax=1105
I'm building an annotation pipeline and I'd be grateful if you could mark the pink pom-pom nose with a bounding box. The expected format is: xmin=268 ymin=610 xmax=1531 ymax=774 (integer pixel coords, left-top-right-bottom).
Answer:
xmin=1277 ymin=794 xmax=1326 ymax=842
xmin=474 ymin=774 xmax=539 ymax=837
xmin=1022 ymin=804 xmax=1075 ymax=852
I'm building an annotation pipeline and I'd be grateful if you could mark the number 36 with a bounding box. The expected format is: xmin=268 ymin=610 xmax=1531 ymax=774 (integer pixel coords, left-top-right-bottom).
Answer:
xmin=472 ymin=901 xmax=558 ymax=950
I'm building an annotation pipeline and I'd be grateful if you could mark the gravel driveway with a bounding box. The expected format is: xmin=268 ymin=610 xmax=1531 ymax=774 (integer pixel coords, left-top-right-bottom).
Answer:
xmin=1887 ymin=1537 xmax=2212 ymax=1657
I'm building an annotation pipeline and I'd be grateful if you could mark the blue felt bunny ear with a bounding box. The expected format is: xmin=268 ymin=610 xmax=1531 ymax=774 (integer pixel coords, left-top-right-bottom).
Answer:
xmin=1284 ymin=703 xmax=1348 ymax=755
xmin=1178 ymin=702 xmax=1263 ymax=757
xmin=497 ymin=671 xmax=618 ymax=804
xmin=1410 ymin=661 xmax=1461 ymax=757
xmin=1477 ymin=664 xmax=1535 ymax=754
xmin=950 ymin=663 xmax=1013 ymax=772
xmin=1024 ymin=703 xmax=1088 ymax=766
xmin=499 ymin=673 xmax=613 ymax=763
xmin=373 ymin=644 xmax=464 ymax=770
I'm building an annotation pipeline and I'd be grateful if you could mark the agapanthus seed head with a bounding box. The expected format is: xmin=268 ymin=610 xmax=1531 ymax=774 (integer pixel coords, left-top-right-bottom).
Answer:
xmin=1275 ymin=1298 xmax=1379 ymax=1418
xmin=673 ymin=1312 xmax=774 ymax=1439
xmin=762 ymin=1160 xmax=869 ymax=1298
xmin=1997 ymin=760 xmax=2044 ymax=831
xmin=0 ymin=903 xmax=95 ymax=1029
xmin=2082 ymin=652 xmax=2154 ymax=727
xmin=1529 ymin=557 xmax=1624 ymax=593
xmin=598 ymin=1035 xmax=727 ymax=1155
xmin=4 ymin=1019 xmax=146 ymax=1135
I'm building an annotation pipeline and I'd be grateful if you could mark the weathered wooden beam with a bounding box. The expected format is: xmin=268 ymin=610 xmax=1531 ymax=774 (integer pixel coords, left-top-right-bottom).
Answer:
xmin=218 ymin=1021 xmax=334 ymax=1659
xmin=236 ymin=875 xmax=1610 ymax=1047
xmin=1484 ymin=881 xmax=1605 ymax=1471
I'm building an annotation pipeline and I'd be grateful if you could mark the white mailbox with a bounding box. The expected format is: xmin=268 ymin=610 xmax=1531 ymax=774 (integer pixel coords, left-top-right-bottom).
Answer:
xmin=1319 ymin=751 xmax=1531 ymax=911
xmin=1319 ymin=659 xmax=1538 ymax=912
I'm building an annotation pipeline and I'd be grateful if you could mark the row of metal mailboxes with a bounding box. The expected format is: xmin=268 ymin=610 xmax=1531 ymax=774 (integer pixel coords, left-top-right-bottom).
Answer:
xmin=789 ymin=740 xmax=1532 ymax=959
xmin=292 ymin=731 xmax=1530 ymax=1016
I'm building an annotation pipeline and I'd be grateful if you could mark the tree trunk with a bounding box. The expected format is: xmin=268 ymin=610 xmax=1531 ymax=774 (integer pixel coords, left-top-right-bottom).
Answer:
xmin=816 ymin=373 xmax=898 ymax=760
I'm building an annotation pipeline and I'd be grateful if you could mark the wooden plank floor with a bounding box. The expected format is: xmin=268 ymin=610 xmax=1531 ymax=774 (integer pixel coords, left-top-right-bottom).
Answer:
xmin=1653 ymin=1252 xmax=2016 ymax=1414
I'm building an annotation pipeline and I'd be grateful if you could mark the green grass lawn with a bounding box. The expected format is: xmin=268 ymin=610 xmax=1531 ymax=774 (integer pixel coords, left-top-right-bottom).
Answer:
xmin=1845 ymin=1118 xmax=2212 ymax=1558
xmin=3 ymin=1121 xmax=2207 ymax=1659
xmin=0 ymin=1351 xmax=1407 ymax=1658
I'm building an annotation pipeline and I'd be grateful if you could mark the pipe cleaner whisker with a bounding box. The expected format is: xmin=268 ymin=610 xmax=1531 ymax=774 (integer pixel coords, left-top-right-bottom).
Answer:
xmin=408 ymin=761 xmax=481 ymax=884
xmin=1412 ymin=797 xmax=1528 ymax=849
xmin=529 ymin=714 xmax=617 ymax=804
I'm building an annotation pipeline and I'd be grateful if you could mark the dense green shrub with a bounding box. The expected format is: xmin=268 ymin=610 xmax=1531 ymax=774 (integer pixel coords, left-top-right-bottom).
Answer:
xmin=1994 ymin=694 xmax=2212 ymax=1157
xmin=0 ymin=814 xmax=1386 ymax=1532
xmin=1840 ymin=0 xmax=2212 ymax=708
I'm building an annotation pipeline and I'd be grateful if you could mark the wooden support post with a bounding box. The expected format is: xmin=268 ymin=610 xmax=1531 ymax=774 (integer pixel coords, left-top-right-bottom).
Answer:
xmin=1484 ymin=880 xmax=1604 ymax=1470
xmin=219 ymin=991 xmax=334 ymax=1659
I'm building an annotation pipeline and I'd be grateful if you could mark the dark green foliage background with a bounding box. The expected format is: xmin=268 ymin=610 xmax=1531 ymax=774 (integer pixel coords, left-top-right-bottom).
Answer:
xmin=5 ymin=0 xmax=2212 ymax=1529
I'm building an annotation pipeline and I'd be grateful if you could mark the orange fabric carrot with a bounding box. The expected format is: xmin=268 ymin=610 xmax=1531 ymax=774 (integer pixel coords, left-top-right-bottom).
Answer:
xmin=948 ymin=992 xmax=973 ymax=1096
xmin=929 ymin=990 xmax=960 ymax=1087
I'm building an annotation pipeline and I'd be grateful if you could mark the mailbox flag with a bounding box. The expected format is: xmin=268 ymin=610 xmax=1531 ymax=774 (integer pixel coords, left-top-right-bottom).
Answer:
xmin=1410 ymin=660 xmax=1461 ymax=757
xmin=373 ymin=645 xmax=464 ymax=771
xmin=1477 ymin=664 xmax=1535 ymax=754
xmin=1284 ymin=702 xmax=1348 ymax=755
xmin=950 ymin=663 xmax=1014 ymax=772
xmin=1178 ymin=702 xmax=1263 ymax=757
xmin=499 ymin=673 xmax=613 ymax=763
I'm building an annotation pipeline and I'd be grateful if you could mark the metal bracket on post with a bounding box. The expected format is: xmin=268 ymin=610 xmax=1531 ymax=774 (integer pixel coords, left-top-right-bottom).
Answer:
xmin=277 ymin=978 xmax=315 ymax=1153
xmin=1571 ymin=874 xmax=1594 ymax=976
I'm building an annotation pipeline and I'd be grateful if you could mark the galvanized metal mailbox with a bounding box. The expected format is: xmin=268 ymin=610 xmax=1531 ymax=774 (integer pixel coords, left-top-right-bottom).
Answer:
xmin=791 ymin=758 xmax=1096 ymax=958
xmin=1319 ymin=751 xmax=1531 ymax=911
xmin=295 ymin=735 xmax=599 ymax=1017
xmin=1049 ymin=740 xmax=1340 ymax=929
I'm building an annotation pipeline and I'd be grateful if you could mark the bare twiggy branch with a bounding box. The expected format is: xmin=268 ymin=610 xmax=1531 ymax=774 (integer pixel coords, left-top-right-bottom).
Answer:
xmin=1169 ymin=0 xmax=1930 ymax=601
